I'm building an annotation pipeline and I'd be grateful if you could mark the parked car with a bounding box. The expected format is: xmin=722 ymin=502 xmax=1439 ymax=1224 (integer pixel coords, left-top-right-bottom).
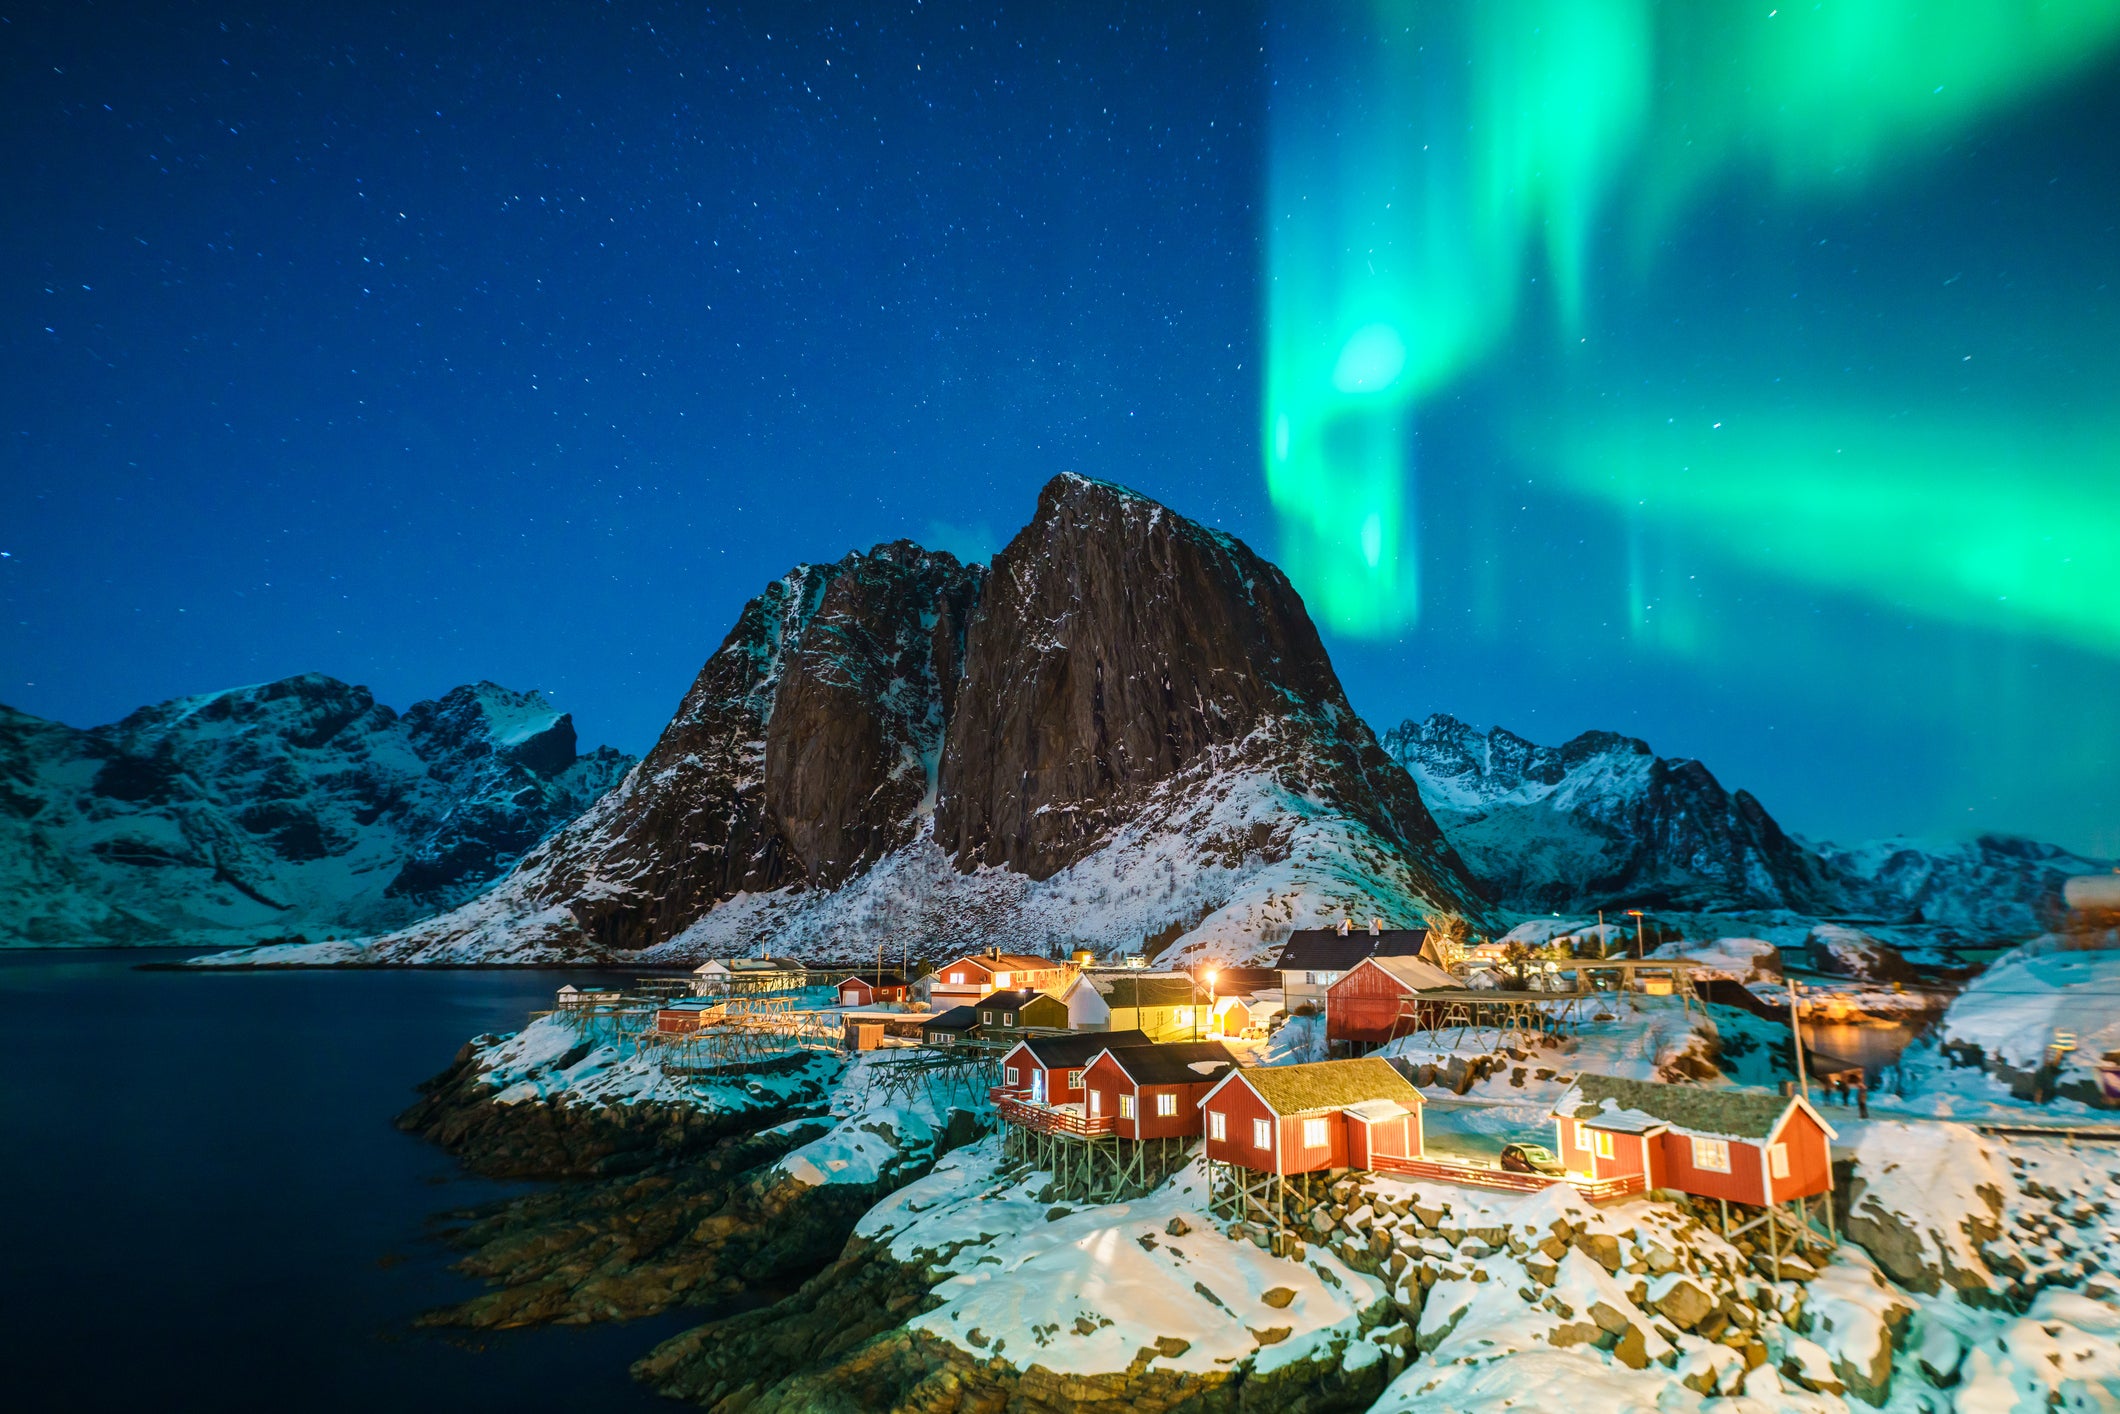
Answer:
xmin=1499 ymin=1142 xmax=1564 ymax=1176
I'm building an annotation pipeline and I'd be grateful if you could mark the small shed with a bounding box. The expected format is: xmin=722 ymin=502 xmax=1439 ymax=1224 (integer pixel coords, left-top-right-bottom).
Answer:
xmin=1209 ymin=993 xmax=1282 ymax=1037
xmin=1199 ymin=1057 xmax=1425 ymax=1177
xmin=923 ymin=1005 xmax=983 ymax=1046
xmin=1083 ymin=1041 xmax=1238 ymax=1139
xmin=975 ymin=988 xmax=1069 ymax=1032
xmin=1325 ymin=953 xmax=1461 ymax=1047
xmin=654 ymin=999 xmax=724 ymax=1034
xmin=1552 ymin=1073 xmax=1838 ymax=1208
xmin=995 ymin=1029 xmax=1154 ymax=1106
xmin=835 ymin=971 xmax=909 ymax=1007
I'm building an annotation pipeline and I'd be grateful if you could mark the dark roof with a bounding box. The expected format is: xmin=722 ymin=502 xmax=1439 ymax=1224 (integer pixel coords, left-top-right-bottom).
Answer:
xmin=1015 ymin=1029 xmax=1154 ymax=1068
xmin=1202 ymin=966 xmax=1281 ymax=995
xmin=1234 ymin=1057 xmax=1425 ymax=1115
xmin=835 ymin=970 xmax=908 ymax=987
xmin=975 ymin=989 xmax=1046 ymax=1012
xmin=1100 ymin=1040 xmax=1239 ymax=1087
xmin=1096 ymin=975 xmax=1199 ymax=1008
xmin=1556 ymin=1073 xmax=1808 ymax=1141
xmin=941 ymin=952 xmax=1062 ymax=973
xmin=925 ymin=1005 xmax=982 ymax=1033
xmin=1273 ymin=928 xmax=1433 ymax=972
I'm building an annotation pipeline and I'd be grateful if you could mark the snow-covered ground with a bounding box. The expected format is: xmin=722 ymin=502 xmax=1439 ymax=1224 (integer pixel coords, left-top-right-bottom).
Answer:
xmin=469 ymin=1011 xmax=843 ymax=1113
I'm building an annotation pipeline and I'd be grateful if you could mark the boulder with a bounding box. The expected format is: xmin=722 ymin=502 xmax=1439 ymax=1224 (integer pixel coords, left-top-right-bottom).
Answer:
xmin=1649 ymin=1276 xmax=1715 ymax=1330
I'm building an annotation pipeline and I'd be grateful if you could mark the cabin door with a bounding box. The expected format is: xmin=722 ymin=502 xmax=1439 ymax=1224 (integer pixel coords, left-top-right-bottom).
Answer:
xmin=1031 ymin=1069 xmax=1046 ymax=1104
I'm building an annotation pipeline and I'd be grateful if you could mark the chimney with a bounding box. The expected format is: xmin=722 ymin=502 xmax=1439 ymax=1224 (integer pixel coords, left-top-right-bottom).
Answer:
xmin=1337 ymin=918 xmax=1351 ymax=937
xmin=1369 ymin=917 xmax=1382 ymax=936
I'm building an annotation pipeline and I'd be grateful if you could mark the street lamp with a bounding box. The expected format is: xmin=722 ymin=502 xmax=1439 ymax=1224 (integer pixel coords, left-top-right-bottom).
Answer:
xmin=1202 ymin=968 xmax=1218 ymax=1038
xmin=1627 ymin=909 xmax=1646 ymax=960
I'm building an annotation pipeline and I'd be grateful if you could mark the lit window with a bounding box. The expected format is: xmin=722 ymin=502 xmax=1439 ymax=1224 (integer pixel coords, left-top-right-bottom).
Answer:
xmin=1594 ymin=1131 xmax=1615 ymax=1160
xmin=1156 ymin=1093 xmax=1177 ymax=1117
xmin=1066 ymin=1069 xmax=1083 ymax=1089
xmin=1691 ymin=1138 xmax=1731 ymax=1173
xmin=1209 ymin=1111 xmax=1227 ymax=1141
xmin=1301 ymin=1118 xmax=1328 ymax=1150
xmin=992 ymin=972 xmax=1011 ymax=988
xmin=1004 ymin=1067 xmax=1019 ymax=1086
xmin=1119 ymin=1095 xmax=1137 ymax=1119
xmin=949 ymin=972 xmax=966 ymax=984
xmin=1252 ymin=1118 xmax=1274 ymax=1149
xmin=1089 ymin=1091 xmax=1103 ymax=1116
xmin=1174 ymin=1007 xmax=1191 ymax=1024
xmin=1768 ymin=1143 xmax=1790 ymax=1179
xmin=1572 ymin=1122 xmax=1589 ymax=1151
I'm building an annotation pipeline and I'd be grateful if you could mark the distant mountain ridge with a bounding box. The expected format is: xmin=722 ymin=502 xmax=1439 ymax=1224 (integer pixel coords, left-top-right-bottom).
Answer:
xmin=0 ymin=674 xmax=631 ymax=946
xmin=1383 ymin=712 xmax=2111 ymax=939
xmin=212 ymin=474 xmax=1491 ymax=965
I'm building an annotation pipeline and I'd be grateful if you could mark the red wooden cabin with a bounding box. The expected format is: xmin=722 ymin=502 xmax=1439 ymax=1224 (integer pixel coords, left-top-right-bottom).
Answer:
xmin=654 ymin=1001 xmax=721 ymax=1034
xmin=1199 ymin=1058 xmax=1424 ymax=1176
xmin=1552 ymin=1073 xmax=1837 ymax=1207
xmin=1325 ymin=954 xmax=1461 ymax=1047
xmin=1081 ymin=1041 xmax=1238 ymax=1140
xmin=994 ymin=1029 xmax=1152 ymax=1107
xmin=835 ymin=972 xmax=909 ymax=1007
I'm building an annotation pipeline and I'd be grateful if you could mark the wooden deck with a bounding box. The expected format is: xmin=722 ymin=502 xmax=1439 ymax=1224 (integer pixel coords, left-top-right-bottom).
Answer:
xmin=993 ymin=1090 xmax=1114 ymax=1138
xmin=1373 ymin=1154 xmax=1646 ymax=1202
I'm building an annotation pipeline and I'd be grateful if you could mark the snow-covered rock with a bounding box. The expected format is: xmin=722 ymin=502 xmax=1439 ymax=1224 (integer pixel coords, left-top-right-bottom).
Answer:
xmin=1936 ymin=938 xmax=2120 ymax=1106
xmin=0 ymin=674 xmax=628 ymax=947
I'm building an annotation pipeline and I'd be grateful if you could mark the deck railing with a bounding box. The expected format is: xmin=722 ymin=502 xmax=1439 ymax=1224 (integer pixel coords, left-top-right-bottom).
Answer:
xmin=992 ymin=1091 xmax=1114 ymax=1138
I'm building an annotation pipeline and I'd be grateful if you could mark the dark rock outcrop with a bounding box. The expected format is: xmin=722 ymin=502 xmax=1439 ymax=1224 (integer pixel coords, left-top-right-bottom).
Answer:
xmin=351 ymin=476 xmax=1485 ymax=962
xmin=0 ymin=675 xmax=629 ymax=946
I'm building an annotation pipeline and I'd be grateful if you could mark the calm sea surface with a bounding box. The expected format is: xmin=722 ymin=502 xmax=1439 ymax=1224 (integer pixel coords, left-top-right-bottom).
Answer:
xmin=0 ymin=950 xmax=696 ymax=1413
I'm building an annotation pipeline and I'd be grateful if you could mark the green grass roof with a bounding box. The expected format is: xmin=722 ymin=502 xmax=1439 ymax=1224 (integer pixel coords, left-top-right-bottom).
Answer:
xmin=1238 ymin=1057 xmax=1424 ymax=1115
xmin=1563 ymin=1072 xmax=1794 ymax=1140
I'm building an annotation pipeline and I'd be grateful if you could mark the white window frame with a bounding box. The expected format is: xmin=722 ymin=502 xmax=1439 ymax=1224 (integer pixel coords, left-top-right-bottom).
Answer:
xmin=992 ymin=972 xmax=1011 ymax=988
xmin=1572 ymin=1121 xmax=1589 ymax=1151
xmin=1156 ymin=1092 xmax=1178 ymax=1117
xmin=948 ymin=972 xmax=966 ymax=985
xmin=1065 ymin=1069 xmax=1083 ymax=1090
xmin=1004 ymin=1066 xmax=1019 ymax=1086
xmin=1002 ymin=1012 xmax=1015 ymax=1026
xmin=1768 ymin=1142 xmax=1790 ymax=1179
xmin=981 ymin=1010 xmax=994 ymax=1024
xmin=1252 ymin=1117 xmax=1273 ymax=1150
xmin=1593 ymin=1131 xmax=1615 ymax=1160
xmin=1089 ymin=1090 xmax=1103 ymax=1117
xmin=1208 ymin=1111 xmax=1227 ymax=1141
xmin=1691 ymin=1137 xmax=1731 ymax=1173
xmin=1301 ymin=1117 xmax=1328 ymax=1150
xmin=1119 ymin=1094 xmax=1137 ymax=1120
xmin=935 ymin=1033 xmax=953 ymax=1046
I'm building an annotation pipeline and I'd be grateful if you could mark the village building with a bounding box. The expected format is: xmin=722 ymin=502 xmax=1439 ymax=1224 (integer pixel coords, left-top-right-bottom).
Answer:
xmin=1272 ymin=923 xmax=1441 ymax=1016
xmin=1208 ymin=992 xmax=1283 ymax=1037
xmin=1552 ymin=1073 xmax=1839 ymax=1272
xmin=692 ymin=956 xmax=807 ymax=997
xmin=1201 ymin=1056 xmax=1426 ymax=1177
xmin=1324 ymin=952 xmax=1462 ymax=1049
xmin=834 ymin=970 xmax=909 ymax=1007
xmin=974 ymin=987 xmax=1070 ymax=1034
xmin=922 ymin=1005 xmax=984 ymax=1046
xmin=917 ymin=949 xmax=1071 ymax=1010
xmin=653 ymin=998 xmax=725 ymax=1033
xmin=1081 ymin=1040 xmax=1238 ymax=1140
xmin=554 ymin=983 xmax=622 ymax=1009
xmin=1048 ymin=972 xmax=1113 ymax=1030
xmin=993 ymin=1029 xmax=1153 ymax=1107
xmin=1091 ymin=972 xmax=1202 ymax=1042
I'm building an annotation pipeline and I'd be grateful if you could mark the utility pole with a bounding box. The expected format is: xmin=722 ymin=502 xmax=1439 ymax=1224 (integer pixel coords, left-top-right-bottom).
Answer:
xmin=1789 ymin=977 xmax=1810 ymax=1099
xmin=1628 ymin=909 xmax=1646 ymax=960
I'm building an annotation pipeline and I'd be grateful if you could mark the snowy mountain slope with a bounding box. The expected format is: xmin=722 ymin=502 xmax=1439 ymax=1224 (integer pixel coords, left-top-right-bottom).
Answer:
xmin=1381 ymin=713 xmax=1842 ymax=915
xmin=0 ymin=674 xmax=629 ymax=946
xmin=207 ymin=475 xmax=1489 ymax=965
xmin=1384 ymin=713 xmax=2112 ymax=942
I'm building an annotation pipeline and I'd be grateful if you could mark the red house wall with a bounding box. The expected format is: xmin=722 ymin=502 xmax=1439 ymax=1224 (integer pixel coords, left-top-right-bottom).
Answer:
xmin=655 ymin=1010 xmax=706 ymax=1034
xmin=1767 ymin=1111 xmax=1833 ymax=1203
xmin=1557 ymin=1119 xmax=1660 ymax=1184
xmin=1276 ymin=1111 xmax=1348 ymax=1175
xmin=1324 ymin=962 xmax=1417 ymax=1045
xmin=1202 ymin=1079 xmax=1282 ymax=1173
xmin=1656 ymin=1131 xmax=1768 ymax=1206
xmin=839 ymin=980 xmax=875 ymax=1007
xmin=998 ymin=1044 xmax=1091 ymax=1106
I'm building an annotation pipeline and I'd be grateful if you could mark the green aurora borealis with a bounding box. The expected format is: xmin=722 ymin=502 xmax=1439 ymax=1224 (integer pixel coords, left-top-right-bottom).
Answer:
xmin=1263 ymin=0 xmax=2120 ymax=648
xmin=1266 ymin=1 xmax=2120 ymax=850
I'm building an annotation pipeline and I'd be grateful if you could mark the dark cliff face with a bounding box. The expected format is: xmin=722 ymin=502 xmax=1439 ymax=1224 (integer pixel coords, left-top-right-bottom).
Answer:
xmin=528 ymin=544 xmax=985 ymax=951
xmin=937 ymin=474 xmax=1458 ymax=882
xmin=0 ymin=674 xmax=629 ymax=945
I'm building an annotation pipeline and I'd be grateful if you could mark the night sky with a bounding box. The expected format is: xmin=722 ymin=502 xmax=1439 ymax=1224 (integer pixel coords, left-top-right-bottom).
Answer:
xmin=5 ymin=1 xmax=2117 ymax=857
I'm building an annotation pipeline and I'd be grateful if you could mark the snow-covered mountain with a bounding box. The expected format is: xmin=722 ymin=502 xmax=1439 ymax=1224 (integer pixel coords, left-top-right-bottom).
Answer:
xmin=1383 ymin=712 xmax=2111 ymax=941
xmin=0 ymin=674 xmax=630 ymax=946
xmin=215 ymin=475 xmax=1490 ymax=966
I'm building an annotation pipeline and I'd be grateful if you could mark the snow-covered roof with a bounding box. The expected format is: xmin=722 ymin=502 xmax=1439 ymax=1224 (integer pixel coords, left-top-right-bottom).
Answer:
xmin=1343 ymin=1098 xmax=1411 ymax=1123
xmin=1210 ymin=1057 xmax=1424 ymax=1117
xmin=1554 ymin=1073 xmax=1836 ymax=1143
xmin=1354 ymin=953 xmax=1459 ymax=993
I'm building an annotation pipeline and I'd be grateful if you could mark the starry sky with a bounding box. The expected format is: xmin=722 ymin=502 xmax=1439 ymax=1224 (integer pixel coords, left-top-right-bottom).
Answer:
xmin=4 ymin=1 xmax=2117 ymax=857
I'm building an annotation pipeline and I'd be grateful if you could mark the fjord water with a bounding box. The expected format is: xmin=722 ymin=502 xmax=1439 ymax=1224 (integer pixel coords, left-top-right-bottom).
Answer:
xmin=0 ymin=950 xmax=686 ymax=1413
